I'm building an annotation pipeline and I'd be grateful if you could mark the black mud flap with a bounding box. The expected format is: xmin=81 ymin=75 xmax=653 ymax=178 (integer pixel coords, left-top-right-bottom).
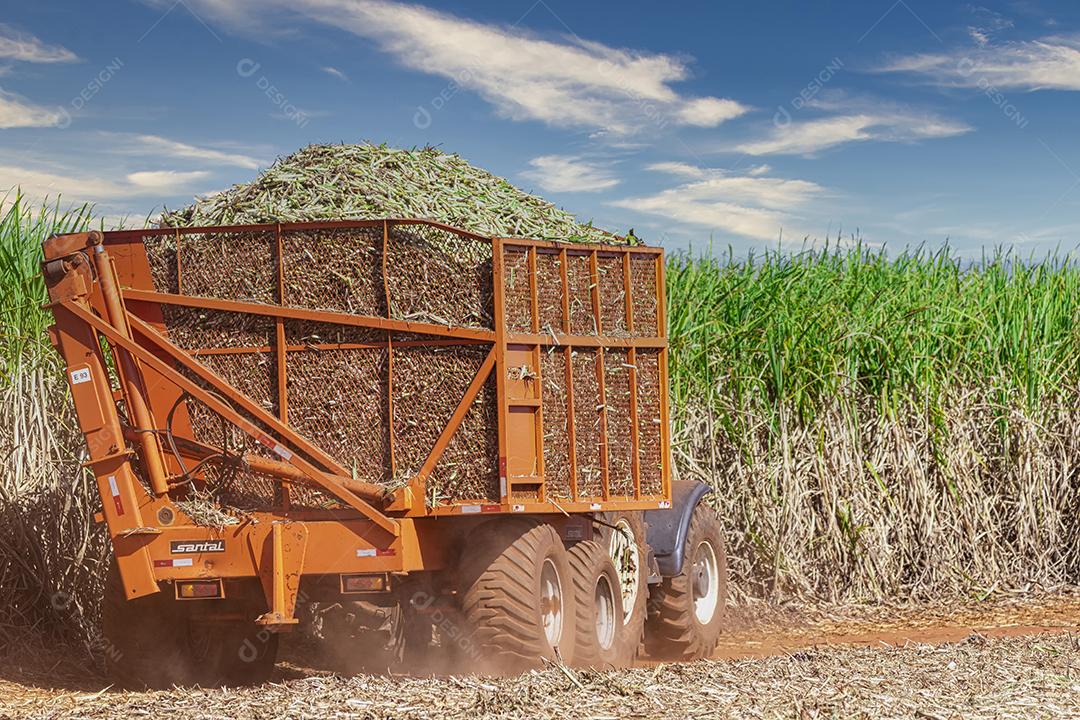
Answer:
xmin=643 ymin=480 xmax=713 ymax=577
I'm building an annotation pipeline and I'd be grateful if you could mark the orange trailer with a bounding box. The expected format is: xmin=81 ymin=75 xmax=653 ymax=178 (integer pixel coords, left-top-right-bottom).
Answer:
xmin=42 ymin=219 xmax=727 ymax=686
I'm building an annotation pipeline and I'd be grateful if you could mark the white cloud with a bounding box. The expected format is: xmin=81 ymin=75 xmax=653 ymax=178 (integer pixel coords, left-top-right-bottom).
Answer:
xmin=880 ymin=34 xmax=1080 ymax=91
xmin=734 ymin=111 xmax=970 ymax=156
xmin=646 ymin=161 xmax=706 ymax=179
xmin=165 ymin=0 xmax=749 ymax=134
xmin=648 ymin=160 xmax=774 ymax=179
xmin=0 ymin=164 xmax=211 ymax=205
xmin=0 ymin=24 xmax=78 ymax=63
xmin=126 ymin=170 xmax=211 ymax=190
xmin=0 ymin=88 xmax=65 ymax=128
xmin=127 ymin=134 xmax=263 ymax=169
xmin=675 ymin=97 xmax=747 ymax=127
xmin=322 ymin=66 xmax=349 ymax=82
xmin=614 ymin=163 xmax=824 ymax=241
xmin=522 ymin=155 xmax=619 ymax=193
xmin=0 ymin=165 xmax=123 ymax=202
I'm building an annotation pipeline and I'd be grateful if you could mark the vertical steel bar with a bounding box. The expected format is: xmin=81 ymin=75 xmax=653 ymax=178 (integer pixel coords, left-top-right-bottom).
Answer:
xmin=589 ymin=251 xmax=602 ymax=337
xmin=382 ymin=221 xmax=397 ymax=482
xmin=623 ymin=253 xmax=641 ymax=498
xmin=174 ymin=227 xmax=183 ymax=295
xmin=655 ymin=252 xmax=671 ymax=498
xmin=590 ymin=250 xmax=610 ymax=500
xmin=559 ymin=248 xmax=571 ymax=335
xmin=528 ymin=248 xmax=545 ymax=498
xmin=559 ymin=249 xmax=577 ymax=500
xmin=528 ymin=246 xmax=540 ymax=334
xmin=274 ymin=224 xmax=290 ymax=508
xmin=492 ymin=238 xmax=510 ymax=503
xmin=535 ymin=343 xmax=546 ymax=501
xmin=50 ymin=303 xmax=159 ymax=597
xmin=92 ymin=239 xmax=170 ymax=497
xmin=274 ymin=224 xmax=288 ymax=423
xmin=564 ymin=345 xmax=578 ymax=501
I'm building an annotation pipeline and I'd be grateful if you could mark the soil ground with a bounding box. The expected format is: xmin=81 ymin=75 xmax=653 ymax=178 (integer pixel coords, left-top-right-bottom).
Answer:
xmin=1 ymin=592 xmax=1077 ymax=719
xmin=708 ymin=590 xmax=1080 ymax=660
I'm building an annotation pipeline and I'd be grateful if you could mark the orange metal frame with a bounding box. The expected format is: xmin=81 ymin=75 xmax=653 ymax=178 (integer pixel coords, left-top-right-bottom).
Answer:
xmin=42 ymin=219 xmax=670 ymax=626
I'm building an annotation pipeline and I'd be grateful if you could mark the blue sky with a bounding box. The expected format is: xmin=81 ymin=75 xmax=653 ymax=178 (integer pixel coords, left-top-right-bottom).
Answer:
xmin=2 ymin=1 xmax=1079 ymax=256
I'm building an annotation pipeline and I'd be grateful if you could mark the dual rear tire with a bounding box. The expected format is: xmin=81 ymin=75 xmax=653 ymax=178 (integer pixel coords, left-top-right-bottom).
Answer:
xmin=458 ymin=518 xmax=646 ymax=672
xmin=566 ymin=540 xmax=635 ymax=668
xmin=598 ymin=512 xmax=649 ymax=661
xmin=458 ymin=520 xmax=577 ymax=671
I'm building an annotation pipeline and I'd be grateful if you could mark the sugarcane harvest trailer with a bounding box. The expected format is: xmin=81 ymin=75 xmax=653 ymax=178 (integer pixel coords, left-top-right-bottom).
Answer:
xmin=42 ymin=219 xmax=727 ymax=687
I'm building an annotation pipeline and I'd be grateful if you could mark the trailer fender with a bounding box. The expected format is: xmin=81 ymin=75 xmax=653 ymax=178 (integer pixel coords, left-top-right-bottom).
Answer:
xmin=643 ymin=480 xmax=713 ymax=578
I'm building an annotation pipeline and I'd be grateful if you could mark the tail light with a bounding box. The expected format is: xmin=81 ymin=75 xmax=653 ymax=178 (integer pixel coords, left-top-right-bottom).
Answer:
xmin=340 ymin=573 xmax=389 ymax=594
xmin=175 ymin=579 xmax=224 ymax=600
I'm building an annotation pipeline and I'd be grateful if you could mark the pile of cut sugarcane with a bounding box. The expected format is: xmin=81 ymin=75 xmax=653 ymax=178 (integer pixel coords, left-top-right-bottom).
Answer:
xmin=160 ymin=143 xmax=628 ymax=244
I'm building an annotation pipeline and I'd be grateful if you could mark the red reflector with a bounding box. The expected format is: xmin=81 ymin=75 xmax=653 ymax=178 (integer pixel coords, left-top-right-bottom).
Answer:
xmin=341 ymin=574 xmax=388 ymax=593
xmin=176 ymin=580 xmax=223 ymax=599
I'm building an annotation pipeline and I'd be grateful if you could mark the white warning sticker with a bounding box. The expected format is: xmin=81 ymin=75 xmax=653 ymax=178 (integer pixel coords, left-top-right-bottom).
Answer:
xmin=356 ymin=548 xmax=376 ymax=558
xmin=272 ymin=444 xmax=293 ymax=461
xmin=107 ymin=475 xmax=124 ymax=515
xmin=155 ymin=558 xmax=194 ymax=568
xmin=70 ymin=368 xmax=91 ymax=385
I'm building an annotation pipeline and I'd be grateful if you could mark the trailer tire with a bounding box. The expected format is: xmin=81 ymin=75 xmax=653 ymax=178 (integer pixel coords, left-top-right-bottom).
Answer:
xmin=102 ymin=562 xmax=278 ymax=688
xmin=644 ymin=503 xmax=727 ymax=660
xmin=459 ymin=520 xmax=576 ymax=672
xmin=567 ymin=540 xmax=633 ymax=668
xmin=597 ymin=511 xmax=648 ymax=655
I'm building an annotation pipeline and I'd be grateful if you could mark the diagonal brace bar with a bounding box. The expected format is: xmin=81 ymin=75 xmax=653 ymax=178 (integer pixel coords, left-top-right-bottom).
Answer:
xmin=122 ymin=288 xmax=495 ymax=343
xmin=415 ymin=348 xmax=496 ymax=483
xmin=126 ymin=316 xmax=349 ymax=478
xmin=62 ymin=300 xmax=398 ymax=537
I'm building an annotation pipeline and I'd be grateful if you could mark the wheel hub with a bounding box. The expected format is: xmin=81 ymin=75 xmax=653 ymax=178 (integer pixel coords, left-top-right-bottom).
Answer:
xmin=540 ymin=558 xmax=564 ymax=647
xmin=608 ymin=519 xmax=640 ymax=624
xmin=594 ymin=574 xmax=617 ymax=651
xmin=690 ymin=540 xmax=720 ymax=625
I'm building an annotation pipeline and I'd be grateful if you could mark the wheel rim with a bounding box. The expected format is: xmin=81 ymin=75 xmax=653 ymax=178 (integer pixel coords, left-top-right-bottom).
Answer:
xmin=691 ymin=540 xmax=720 ymax=625
xmin=608 ymin=519 xmax=640 ymax=624
xmin=539 ymin=558 xmax=564 ymax=647
xmin=594 ymin=574 xmax=617 ymax=651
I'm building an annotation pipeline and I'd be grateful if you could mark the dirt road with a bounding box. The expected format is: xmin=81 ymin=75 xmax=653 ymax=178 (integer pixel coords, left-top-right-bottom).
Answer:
xmin=2 ymin=594 xmax=1077 ymax=719
xmin=707 ymin=591 xmax=1080 ymax=660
